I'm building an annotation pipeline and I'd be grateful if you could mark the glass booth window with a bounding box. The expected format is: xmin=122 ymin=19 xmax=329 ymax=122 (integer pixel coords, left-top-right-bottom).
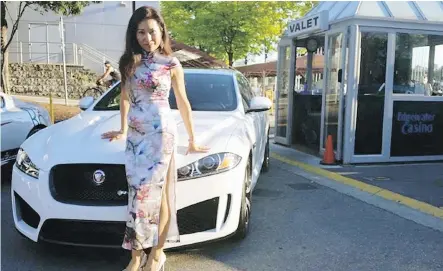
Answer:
xmin=291 ymin=40 xmax=324 ymax=150
xmin=323 ymin=33 xmax=344 ymax=152
xmin=276 ymin=45 xmax=291 ymax=138
xmin=355 ymin=32 xmax=388 ymax=155
xmin=394 ymin=34 xmax=443 ymax=96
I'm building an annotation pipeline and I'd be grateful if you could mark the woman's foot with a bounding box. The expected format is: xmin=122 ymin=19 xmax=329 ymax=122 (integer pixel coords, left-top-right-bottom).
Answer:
xmin=145 ymin=250 xmax=166 ymax=271
xmin=124 ymin=257 xmax=141 ymax=271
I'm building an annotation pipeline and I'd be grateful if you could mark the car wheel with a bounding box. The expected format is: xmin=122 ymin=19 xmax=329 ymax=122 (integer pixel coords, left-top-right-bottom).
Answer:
xmin=261 ymin=133 xmax=270 ymax=173
xmin=232 ymin=158 xmax=252 ymax=241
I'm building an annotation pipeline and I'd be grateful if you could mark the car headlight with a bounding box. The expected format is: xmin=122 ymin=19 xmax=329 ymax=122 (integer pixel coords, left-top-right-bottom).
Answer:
xmin=15 ymin=149 xmax=39 ymax=179
xmin=178 ymin=152 xmax=241 ymax=181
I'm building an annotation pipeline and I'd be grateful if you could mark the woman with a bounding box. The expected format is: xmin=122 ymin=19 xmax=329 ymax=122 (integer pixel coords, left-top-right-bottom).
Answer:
xmin=101 ymin=6 xmax=209 ymax=271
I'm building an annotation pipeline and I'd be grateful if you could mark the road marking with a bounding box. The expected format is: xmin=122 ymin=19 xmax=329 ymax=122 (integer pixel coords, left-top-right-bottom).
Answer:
xmin=336 ymin=172 xmax=360 ymax=176
xmin=364 ymin=176 xmax=391 ymax=181
xmin=271 ymin=153 xmax=443 ymax=219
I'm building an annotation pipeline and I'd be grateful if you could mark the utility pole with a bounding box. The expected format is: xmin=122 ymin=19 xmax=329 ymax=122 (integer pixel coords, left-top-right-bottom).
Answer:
xmin=132 ymin=1 xmax=136 ymax=13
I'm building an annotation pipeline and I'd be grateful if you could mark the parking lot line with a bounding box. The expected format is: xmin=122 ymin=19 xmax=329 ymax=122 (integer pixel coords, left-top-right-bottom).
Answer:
xmin=271 ymin=153 xmax=443 ymax=219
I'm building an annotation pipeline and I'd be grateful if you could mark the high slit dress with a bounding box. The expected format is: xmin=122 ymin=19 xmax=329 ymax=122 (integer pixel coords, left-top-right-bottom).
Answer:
xmin=122 ymin=50 xmax=180 ymax=250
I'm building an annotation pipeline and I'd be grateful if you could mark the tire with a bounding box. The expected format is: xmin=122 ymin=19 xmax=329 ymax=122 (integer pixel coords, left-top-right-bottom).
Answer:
xmin=26 ymin=126 xmax=44 ymax=139
xmin=82 ymin=87 xmax=103 ymax=99
xmin=232 ymin=158 xmax=252 ymax=241
xmin=261 ymin=133 xmax=270 ymax=173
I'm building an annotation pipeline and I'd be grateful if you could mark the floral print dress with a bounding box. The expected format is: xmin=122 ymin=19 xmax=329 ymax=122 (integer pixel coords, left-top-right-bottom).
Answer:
xmin=122 ymin=50 xmax=180 ymax=250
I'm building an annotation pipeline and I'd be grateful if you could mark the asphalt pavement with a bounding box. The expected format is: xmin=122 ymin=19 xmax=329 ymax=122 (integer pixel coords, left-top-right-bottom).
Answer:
xmin=2 ymin=154 xmax=443 ymax=271
xmin=328 ymin=163 xmax=443 ymax=208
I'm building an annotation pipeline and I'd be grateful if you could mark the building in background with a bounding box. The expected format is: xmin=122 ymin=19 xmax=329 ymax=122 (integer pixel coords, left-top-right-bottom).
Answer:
xmin=6 ymin=1 xmax=158 ymax=74
xmin=6 ymin=1 xmax=225 ymax=75
xmin=275 ymin=1 xmax=443 ymax=164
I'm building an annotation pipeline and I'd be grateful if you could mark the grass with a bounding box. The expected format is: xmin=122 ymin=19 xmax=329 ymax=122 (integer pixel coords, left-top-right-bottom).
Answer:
xmin=36 ymin=102 xmax=81 ymax=123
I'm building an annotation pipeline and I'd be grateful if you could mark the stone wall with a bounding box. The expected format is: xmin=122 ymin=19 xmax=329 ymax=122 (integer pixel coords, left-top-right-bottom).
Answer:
xmin=8 ymin=63 xmax=98 ymax=99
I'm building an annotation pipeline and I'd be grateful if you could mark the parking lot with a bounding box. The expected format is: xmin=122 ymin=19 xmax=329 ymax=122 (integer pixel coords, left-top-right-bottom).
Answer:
xmin=2 ymin=154 xmax=443 ymax=271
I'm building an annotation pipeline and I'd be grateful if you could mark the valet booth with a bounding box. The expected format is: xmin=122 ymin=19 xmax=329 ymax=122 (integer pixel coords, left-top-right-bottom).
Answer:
xmin=275 ymin=1 xmax=443 ymax=164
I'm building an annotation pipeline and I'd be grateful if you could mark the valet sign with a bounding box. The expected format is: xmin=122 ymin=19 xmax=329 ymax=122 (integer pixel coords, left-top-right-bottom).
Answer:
xmin=287 ymin=11 xmax=329 ymax=37
xmin=391 ymin=101 xmax=443 ymax=157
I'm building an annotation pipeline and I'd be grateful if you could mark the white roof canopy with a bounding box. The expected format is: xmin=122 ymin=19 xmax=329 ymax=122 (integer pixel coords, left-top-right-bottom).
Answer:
xmin=306 ymin=1 xmax=443 ymax=23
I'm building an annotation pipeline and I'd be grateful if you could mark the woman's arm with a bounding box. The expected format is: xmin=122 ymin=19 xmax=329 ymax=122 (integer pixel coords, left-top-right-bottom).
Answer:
xmin=120 ymin=84 xmax=130 ymax=134
xmin=101 ymin=82 xmax=129 ymax=141
xmin=171 ymin=65 xmax=195 ymax=142
xmin=171 ymin=64 xmax=209 ymax=154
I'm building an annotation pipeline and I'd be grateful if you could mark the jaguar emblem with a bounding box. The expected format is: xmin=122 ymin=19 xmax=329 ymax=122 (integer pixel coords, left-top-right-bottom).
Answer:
xmin=117 ymin=190 xmax=128 ymax=196
xmin=92 ymin=170 xmax=105 ymax=185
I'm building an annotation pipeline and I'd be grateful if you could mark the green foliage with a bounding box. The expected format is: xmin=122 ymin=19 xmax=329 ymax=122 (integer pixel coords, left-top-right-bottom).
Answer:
xmin=161 ymin=1 xmax=317 ymax=66
xmin=1 ymin=1 xmax=97 ymax=92
xmin=30 ymin=1 xmax=95 ymax=16
xmin=2 ymin=1 xmax=96 ymax=53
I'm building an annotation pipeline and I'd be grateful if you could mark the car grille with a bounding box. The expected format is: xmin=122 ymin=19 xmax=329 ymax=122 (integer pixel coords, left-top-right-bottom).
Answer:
xmin=39 ymin=197 xmax=222 ymax=247
xmin=49 ymin=164 xmax=128 ymax=206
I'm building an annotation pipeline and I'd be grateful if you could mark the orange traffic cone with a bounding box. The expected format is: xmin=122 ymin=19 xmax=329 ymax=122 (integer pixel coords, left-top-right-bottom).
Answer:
xmin=321 ymin=135 xmax=337 ymax=165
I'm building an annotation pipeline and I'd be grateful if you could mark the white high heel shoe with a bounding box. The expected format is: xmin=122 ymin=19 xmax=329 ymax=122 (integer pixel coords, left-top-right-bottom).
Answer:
xmin=122 ymin=253 xmax=147 ymax=271
xmin=156 ymin=252 xmax=166 ymax=271
xmin=140 ymin=252 xmax=166 ymax=271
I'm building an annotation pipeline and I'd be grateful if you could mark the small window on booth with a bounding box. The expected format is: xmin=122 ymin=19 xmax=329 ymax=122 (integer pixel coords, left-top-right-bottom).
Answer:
xmin=292 ymin=37 xmax=325 ymax=96
xmin=393 ymin=33 xmax=443 ymax=97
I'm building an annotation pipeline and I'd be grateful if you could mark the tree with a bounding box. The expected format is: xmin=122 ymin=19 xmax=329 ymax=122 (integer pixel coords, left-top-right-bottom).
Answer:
xmin=160 ymin=1 xmax=317 ymax=67
xmin=252 ymin=1 xmax=317 ymax=62
xmin=1 ymin=1 xmax=95 ymax=93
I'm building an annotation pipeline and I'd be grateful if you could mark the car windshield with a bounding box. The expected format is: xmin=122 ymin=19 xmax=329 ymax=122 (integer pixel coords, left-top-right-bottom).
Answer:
xmin=93 ymin=72 xmax=237 ymax=111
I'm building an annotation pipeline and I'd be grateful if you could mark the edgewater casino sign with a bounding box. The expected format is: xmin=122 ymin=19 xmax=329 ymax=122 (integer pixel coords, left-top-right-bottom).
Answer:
xmin=391 ymin=101 xmax=443 ymax=157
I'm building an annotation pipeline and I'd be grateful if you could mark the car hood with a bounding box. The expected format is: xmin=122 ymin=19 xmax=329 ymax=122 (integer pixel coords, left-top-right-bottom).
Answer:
xmin=22 ymin=110 xmax=242 ymax=171
xmin=9 ymin=97 xmax=51 ymax=125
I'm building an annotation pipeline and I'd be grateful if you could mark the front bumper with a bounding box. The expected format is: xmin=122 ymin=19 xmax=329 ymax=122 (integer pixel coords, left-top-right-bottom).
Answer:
xmin=1 ymin=148 xmax=19 ymax=166
xmin=11 ymin=159 xmax=246 ymax=248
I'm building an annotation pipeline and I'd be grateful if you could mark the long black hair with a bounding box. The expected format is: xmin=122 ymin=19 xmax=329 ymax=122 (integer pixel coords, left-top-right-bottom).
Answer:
xmin=119 ymin=6 xmax=173 ymax=84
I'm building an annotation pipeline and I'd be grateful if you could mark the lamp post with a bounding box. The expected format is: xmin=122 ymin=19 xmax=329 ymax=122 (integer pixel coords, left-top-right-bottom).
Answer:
xmin=59 ymin=15 xmax=69 ymax=106
xmin=57 ymin=2 xmax=129 ymax=105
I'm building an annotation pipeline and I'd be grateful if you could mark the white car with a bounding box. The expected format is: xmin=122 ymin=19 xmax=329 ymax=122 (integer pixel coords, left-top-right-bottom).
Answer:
xmin=11 ymin=69 xmax=271 ymax=249
xmin=1 ymin=92 xmax=51 ymax=166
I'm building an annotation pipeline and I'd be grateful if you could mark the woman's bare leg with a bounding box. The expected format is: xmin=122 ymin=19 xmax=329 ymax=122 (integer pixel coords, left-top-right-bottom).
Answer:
xmin=147 ymin=168 xmax=172 ymax=269
xmin=125 ymin=250 xmax=143 ymax=271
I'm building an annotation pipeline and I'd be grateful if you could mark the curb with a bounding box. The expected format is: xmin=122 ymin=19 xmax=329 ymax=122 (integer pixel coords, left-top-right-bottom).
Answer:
xmin=12 ymin=94 xmax=80 ymax=106
xmin=270 ymin=153 xmax=443 ymax=228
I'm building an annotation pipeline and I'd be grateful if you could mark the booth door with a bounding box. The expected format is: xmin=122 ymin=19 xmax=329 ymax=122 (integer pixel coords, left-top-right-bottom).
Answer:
xmin=321 ymin=31 xmax=347 ymax=161
xmin=353 ymin=31 xmax=389 ymax=158
xmin=274 ymin=44 xmax=293 ymax=145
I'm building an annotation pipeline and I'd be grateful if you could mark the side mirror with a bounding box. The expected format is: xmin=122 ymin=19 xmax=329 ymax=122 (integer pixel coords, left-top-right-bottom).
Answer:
xmin=79 ymin=96 xmax=94 ymax=111
xmin=247 ymin=96 xmax=272 ymax=113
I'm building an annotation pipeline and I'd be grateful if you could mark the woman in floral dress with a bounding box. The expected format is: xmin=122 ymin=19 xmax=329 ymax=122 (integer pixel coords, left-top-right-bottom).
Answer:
xmin=101 ymin=6 xmax=209 ymax=271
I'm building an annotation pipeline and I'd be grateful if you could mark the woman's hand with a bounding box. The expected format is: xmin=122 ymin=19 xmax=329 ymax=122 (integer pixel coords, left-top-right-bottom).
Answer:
xmin=101 ymin=130 xmax=126 ymax=141
xmin=186 ymin=141 xmax=210 ymax=155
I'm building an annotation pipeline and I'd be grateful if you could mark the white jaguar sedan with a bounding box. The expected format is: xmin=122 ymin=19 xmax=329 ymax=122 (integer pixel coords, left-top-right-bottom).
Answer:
xmin=1 ymin=92 xmax=51 ymax=166
xmin=11 ymin=68 xmax=271 ymax=248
